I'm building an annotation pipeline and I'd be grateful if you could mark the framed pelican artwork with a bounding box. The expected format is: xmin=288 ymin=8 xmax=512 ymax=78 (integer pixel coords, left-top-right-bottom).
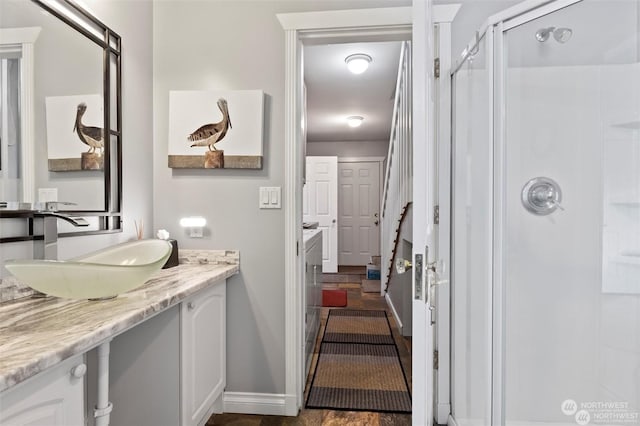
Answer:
xmin=168 ymin=90 xmax=264 ymax=169
xmin=45 ymin=94 xmax=104 ymax=171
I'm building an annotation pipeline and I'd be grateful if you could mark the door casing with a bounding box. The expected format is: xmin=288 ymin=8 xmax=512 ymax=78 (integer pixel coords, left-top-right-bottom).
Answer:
xmin=277 ymin=4 xmax=461 ymax=420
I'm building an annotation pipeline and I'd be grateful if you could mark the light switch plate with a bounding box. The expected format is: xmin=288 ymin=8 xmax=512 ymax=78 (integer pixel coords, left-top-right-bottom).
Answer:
xmin=259 ymin=187 xmax=281 ymax=209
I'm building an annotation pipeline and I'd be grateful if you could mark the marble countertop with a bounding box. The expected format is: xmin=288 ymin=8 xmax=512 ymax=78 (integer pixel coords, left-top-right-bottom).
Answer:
xmin=303 ymin=228 xmax=322 ymax=246
xmin=0 ymin=254 xmax=239 ymax=392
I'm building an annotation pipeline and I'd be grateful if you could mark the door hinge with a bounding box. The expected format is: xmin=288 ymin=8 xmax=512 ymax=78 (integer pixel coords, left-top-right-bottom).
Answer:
xmin=434 ymin=205 xmax=440 ymax=225
xmin=434 ymin=57 xmax=440 ymax=79
xmin=433 ymin=350 xmax=439 ymax=370
xmin=296 ymin=241 xmax=299 ymax=256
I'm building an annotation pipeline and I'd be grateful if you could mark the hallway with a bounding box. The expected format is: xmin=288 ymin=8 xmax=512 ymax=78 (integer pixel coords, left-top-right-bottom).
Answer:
xmin=209 ymin=266 xmax=412 ymax=425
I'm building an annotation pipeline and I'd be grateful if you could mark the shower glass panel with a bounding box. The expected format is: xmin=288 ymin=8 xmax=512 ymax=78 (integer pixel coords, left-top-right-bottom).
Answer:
xmin=503 ymin=0 xmax=640 ymax=424
xmin=451 ymin=33 xmax=491 ymax=426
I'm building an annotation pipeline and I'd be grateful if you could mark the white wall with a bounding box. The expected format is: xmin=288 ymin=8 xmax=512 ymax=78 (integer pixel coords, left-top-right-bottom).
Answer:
xmin=306 ymin=140 xmax=389 ymax=158
xmin=0 ymin=0 xmax=154 ymax=278
xmin=153 ymin=0 xmax=410 ymax=398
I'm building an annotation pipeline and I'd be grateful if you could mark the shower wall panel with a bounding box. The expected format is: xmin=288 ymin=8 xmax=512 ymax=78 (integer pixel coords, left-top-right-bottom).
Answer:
xmin=599 ymin=62 xmax=640 ymax=412
xmin=504 ymin=65 xmax=603 ymax=423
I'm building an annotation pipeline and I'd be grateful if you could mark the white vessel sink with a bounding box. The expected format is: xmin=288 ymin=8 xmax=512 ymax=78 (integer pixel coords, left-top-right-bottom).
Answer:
xmin=4 ymin=240 xmax=173 ymax=300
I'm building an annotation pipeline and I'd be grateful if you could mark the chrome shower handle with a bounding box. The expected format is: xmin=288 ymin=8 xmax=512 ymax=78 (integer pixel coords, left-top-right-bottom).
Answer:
xmin=550 ymin=198 xmax=565 ymax=211
xmin=532 ymin=187 xmax=564 ymax=210
xmin=522 ymin=177 xmax=563 ymax=215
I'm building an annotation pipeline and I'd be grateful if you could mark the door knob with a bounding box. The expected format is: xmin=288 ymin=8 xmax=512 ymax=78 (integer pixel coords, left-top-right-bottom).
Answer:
xmin=395 ymin=258 xmax=411 ymax=274
xmin=332 ymin=219 xmax=336 ymax=223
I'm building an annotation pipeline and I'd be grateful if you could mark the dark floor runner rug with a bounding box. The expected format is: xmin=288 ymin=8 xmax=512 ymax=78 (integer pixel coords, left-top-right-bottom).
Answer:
xmin=306 ymin=309 xmax=411 ymax=413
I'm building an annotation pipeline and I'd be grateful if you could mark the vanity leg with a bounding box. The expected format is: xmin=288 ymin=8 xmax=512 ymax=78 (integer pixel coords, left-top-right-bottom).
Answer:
xmin=95 ymin=341 xmax=113 ymax=426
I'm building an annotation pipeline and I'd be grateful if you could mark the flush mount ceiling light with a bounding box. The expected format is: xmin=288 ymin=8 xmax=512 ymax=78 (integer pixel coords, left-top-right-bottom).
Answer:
xmin=345 ymin=53 xmax=372 ymax=74
xmin=347 ymin=116 xmax=364 ymax=128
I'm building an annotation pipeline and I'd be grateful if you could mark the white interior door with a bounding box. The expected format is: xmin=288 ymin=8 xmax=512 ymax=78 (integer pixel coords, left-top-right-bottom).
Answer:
xmin=413 ymin=1 xmax=436 ymax=425
xmin=304 ymin=156 xmax=338 ymax=273
xmin=338 ymin=161 xmax=381 ymax=266
xmin=434 ymin=22 xmax=453 ymax=425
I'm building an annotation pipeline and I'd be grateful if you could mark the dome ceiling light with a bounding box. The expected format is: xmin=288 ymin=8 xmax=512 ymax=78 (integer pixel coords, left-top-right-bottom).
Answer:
xmin=345 ymin=53 xmax=372 ymax=75
xmin=347 ymin=116 xmax=364 ymax=128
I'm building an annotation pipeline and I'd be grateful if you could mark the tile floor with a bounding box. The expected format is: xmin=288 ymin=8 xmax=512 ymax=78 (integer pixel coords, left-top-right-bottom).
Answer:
xmin=208 ymin=266 xmax=412 ymax=426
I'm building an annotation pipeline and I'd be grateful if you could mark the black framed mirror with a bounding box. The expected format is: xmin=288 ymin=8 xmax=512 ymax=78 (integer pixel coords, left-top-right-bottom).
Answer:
xmin=0 ymin=0 xmax=122 ymax=240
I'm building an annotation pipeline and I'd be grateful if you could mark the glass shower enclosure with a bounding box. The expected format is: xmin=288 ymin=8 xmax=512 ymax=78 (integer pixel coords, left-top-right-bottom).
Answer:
xmin=450 ymin=0 xmax=640 ymax=425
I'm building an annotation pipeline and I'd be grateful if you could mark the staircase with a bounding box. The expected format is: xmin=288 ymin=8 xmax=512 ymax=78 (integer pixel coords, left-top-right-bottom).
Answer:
xmin=381 ymin=41 xmax=412 ymax=292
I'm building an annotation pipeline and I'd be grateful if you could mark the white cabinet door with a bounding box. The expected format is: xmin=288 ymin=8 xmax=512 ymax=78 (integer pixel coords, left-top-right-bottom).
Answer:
xmin=181 ymin=281 xmax=226 ymax=426
xmin=304 ymin=233 xmax=322 ymax=377
xmin=0 ymin=355 xmax=85 ymax=426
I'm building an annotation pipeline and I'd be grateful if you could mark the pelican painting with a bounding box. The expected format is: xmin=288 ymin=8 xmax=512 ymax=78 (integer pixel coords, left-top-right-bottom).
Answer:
xmin=73 ymin=102 xmax=104 ymax=154
xmin=187 ymin=98 xmax=232 ymax=151
xmin=167 ymin=90 xmax=264 ymax=169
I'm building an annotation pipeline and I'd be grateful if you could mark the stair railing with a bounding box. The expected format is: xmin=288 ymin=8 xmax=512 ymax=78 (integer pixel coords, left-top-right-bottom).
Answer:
xmin=381 ymin=41 xmax=412 ymax=291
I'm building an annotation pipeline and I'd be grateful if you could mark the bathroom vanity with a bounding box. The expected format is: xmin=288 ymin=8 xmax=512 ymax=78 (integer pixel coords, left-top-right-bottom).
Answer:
xmin=0 ymin=251 xmax=239 ymax=426
xmin=303 ymin=229 xmax=322 ymax=377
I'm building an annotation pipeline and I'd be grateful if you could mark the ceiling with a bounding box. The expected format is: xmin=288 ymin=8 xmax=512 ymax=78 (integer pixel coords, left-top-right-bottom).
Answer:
xmin=304 ymin=41 xmax=403 ymax=143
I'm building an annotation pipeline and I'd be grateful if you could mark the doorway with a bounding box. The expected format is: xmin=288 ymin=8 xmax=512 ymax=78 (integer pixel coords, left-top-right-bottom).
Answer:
xmin=301 ymin=36 xmax=410 ymax=418
xmin=303 ymin=38 xmax=403 ymax=273
xmin=278 ymin=5 xmax=460 ymax=423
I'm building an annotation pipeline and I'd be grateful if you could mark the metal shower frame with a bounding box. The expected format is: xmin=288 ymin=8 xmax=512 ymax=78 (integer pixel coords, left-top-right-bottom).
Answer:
xmin=449 ymin=0 xmax=584 ymax=424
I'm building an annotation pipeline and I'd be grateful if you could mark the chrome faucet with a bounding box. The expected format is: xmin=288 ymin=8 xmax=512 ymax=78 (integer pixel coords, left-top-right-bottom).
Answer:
xmin=29 ymin=205 xmax=89 ymax=298
xmin=33 ymin=203 xmax=89 ymax=260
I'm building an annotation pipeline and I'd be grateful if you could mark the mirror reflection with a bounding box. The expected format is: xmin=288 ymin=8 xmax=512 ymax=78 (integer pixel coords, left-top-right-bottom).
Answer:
xmin=0 ymin=0 xmax=106 ymax=211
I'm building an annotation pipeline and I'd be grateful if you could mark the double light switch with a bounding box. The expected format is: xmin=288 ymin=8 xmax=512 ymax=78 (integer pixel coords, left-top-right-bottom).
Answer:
xmin=259 ymin=187 xmax=281 ymax=209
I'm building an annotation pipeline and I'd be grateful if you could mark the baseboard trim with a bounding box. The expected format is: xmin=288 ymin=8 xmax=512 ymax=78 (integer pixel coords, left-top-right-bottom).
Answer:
xmin=385 ymin=293 xmax=403 ymax=332
xmin=437 ymin=403 xmax=451 ymax=424
xmin=223 ymin=391 xmax=290 ymax=416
